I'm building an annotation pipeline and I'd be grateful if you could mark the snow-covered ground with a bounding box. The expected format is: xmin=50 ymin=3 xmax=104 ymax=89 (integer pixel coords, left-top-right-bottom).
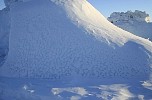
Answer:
xmin=108 ymin=10 xmax=152 ymax=41
xmin=0 ymin=0 xmax=152 ymax=100
xmin=0 ymin=77 xmax=152 ymax=100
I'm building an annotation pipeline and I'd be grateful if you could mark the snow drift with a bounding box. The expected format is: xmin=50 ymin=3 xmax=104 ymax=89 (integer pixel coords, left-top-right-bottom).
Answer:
xmin=108 ymin=10 xmax=152 ymax=41
xmin=0 ymin=0 xmax=152 ymax=82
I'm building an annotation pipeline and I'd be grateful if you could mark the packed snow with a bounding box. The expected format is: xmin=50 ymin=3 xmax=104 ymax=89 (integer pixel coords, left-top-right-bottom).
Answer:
xmin=0 ymin=0 xmax=152 ymax=99
xmin=108 ymin=10 xmax=152 ymax=41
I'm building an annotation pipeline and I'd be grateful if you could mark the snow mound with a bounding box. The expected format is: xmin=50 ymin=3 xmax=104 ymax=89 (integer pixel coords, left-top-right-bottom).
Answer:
xmin=0 ymin=0 xmax=152 ymax=81
xmin=108 ymin=10 xmax=152 ymax=41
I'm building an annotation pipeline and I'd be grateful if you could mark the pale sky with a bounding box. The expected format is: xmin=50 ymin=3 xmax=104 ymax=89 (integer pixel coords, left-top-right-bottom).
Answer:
xmin=88 ymin=0 xmax=152 ymax=18
xmin=0 ymin=0 xmax=152 ymax=18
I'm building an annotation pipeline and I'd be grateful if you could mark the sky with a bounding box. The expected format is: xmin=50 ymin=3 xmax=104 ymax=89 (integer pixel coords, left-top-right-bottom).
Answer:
xmin=88 ymin=0 xmax=152 ymax=18
xmin=0 ymin=0 xmax=152 ymax=18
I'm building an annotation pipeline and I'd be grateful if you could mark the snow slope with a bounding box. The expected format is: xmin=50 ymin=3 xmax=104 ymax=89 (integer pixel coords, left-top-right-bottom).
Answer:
xmin=0 ymin=0 xmax=152 ymax=81
xmin=108 ymin=10 xmax=152 ymax=41
xmin=0 ymin=0 xmax=152 ymax=99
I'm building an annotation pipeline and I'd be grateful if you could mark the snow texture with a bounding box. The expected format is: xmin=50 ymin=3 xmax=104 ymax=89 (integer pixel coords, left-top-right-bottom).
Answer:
xmin=0 ymin=7 xmax=10 ymax=65
xmin=108 ymin=10 xmax=152 ymax=41
xmin=0 ymin=0 xmax=152 ymax=82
